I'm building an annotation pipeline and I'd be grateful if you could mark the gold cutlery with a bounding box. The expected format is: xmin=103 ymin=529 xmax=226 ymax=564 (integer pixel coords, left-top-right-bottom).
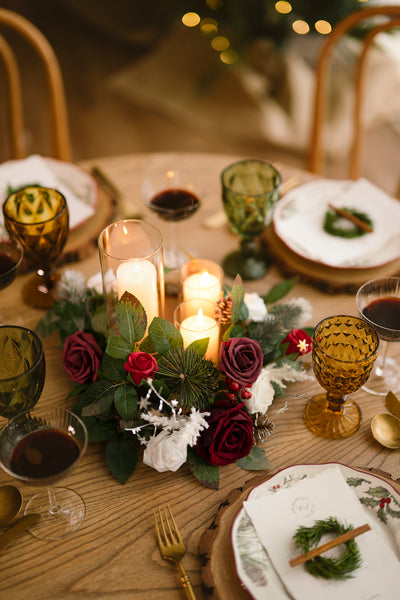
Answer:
xmin=154 ymin=504 xmax=197 ymax=600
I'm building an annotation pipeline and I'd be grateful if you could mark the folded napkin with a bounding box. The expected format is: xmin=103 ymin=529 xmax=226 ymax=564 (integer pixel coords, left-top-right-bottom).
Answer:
xmin=274 ymin=178 xmax=400 ymax=267
xmin=244 ymin=466 xmax=400 ymax=600
xmin=0 ymin=155 xmax=95 ymax=230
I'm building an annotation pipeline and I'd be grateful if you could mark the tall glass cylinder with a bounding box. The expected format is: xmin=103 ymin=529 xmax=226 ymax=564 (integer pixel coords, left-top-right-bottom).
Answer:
xmin=98 ymin=220 xmax=165 ymax=329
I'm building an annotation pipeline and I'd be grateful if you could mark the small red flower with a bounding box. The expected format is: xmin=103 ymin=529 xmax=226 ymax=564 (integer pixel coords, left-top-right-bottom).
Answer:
xmin=124 ymin=351 xmax=158 ymax=385
xmin=282 ymin=329 xmax=312 ymax=357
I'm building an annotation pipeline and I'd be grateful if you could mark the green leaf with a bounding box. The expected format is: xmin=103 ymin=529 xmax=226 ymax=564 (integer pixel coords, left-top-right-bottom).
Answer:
xmin=106 ymin=334 xmax=134 ymax=360
xmin=187 ymin=446 xmax=220 ymax=490
xmin=87 ymin=420 xmax=116 ymax=442
xmin=81 ymin=381 xmax=117 ymax=416
xmin=115 ymin=292 xmax=146 ymax=344
xmin=223 ymin=323 xmax=244 ymax=341
xmin=114 ymin=384 xmax=138 ymax=420
xmin=106 ymin=435 xmax=138 ymax=484
xmin=99 ymin=352 xmax=126 ymax=380
xmin=147 ymin=317 xmax=183 ymax=355
xmin=236 ymin=445 xmax=271 ymax=471
xmin=231 ymin=275 xmax=245 ymax=324
xmin=35 ymin=310 xmax=60 ymax=338
xmin=263 ymin=279 xmax=295 ymax=304
xmin=187 ymin=337 xmax=208 ymax=357
xmin=91 ymin=304 xmax=108 ymax=337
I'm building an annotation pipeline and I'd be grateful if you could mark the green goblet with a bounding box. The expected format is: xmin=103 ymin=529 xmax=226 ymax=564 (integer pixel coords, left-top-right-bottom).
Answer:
xmin=0 ymin=325 xmax=45 ymax=419
xmin=221 ymin=159 xmax=281 ymax=280
xmin=3 ymin=186 xmax=69 ymax=309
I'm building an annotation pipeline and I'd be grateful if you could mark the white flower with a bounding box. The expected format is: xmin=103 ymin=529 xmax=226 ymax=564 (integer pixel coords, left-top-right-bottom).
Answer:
xmin=57 ymin=269 xmax=87 ymax=303
xmin=87 ymin=269 xmax=116 ymax=295
xmin=287 ymin=297 xmax=312 ymax=328
xmin=244 ymin=292 xmax=268 ymax=322
xmin=246 ymin=363 xmax=312 ymax=414
xmin=143 ymin=429 xmax=188 ymax=472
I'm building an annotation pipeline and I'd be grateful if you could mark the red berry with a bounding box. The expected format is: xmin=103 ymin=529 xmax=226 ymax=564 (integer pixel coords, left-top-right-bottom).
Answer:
xmin=229 ymin=381 xmax=240 ymax=392
xmin=226 ymin=393 xmax=236 ymax=403
xmin=241 ymin=390 xmax=252 ymax=400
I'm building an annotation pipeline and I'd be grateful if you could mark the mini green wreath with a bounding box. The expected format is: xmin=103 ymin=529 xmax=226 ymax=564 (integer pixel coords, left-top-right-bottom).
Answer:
xmin=293 ymin=517 xmax=362 ymax=580
xmin=323 ymin=207 xmax=373 ymax=238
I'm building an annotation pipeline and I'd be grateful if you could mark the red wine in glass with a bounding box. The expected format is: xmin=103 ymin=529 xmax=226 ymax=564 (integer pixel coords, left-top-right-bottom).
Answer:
xmin=149 ymin=188 xmax=200 ymax=222
xmin=0 ymin=238 xmax=23 ymax=290
xmin=362 ymin=297 xmax=400 ymax=341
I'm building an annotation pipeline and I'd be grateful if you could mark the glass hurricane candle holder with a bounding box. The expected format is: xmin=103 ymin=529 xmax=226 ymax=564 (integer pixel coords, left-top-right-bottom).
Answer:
xmin=180 ymin=259 xmax=223 ymax=304
xmin=174 ymin=298 xmax=221 ymax=364
xmin=221 ymin=159 xmax=281 ymax=280
xmin=2 ymin=186 xmax=69 ymax=309
xmin=98 ymin=219 xmax=165 ymax=330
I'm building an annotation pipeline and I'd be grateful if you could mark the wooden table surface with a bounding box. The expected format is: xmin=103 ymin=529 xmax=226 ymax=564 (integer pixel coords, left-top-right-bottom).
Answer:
xmin=1 ymin=152 xmax=399 ymax=600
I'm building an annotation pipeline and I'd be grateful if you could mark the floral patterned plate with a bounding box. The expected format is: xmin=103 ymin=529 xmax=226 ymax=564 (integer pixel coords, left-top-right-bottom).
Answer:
xmin=231 ymin=463 xmax=400 ymax=600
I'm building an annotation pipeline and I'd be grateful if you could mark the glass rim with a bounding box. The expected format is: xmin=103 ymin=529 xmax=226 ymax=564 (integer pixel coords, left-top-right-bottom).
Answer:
xmin=356 ymin=277 xmax=400 ymax=335
xmin=0 ymin=325 xmax=44 ymax=383
xmin=220 ymin=159 xmax=282 ymax=196
xmin=313 ymin=314 xmax=380 ymax=363
xmin=3 ymin=187 xmax=68 ymax=226
xmin=98 ymin=219 xmax=163 ymax=262
xmin=0 ymin=237 xmax=24 ymax=273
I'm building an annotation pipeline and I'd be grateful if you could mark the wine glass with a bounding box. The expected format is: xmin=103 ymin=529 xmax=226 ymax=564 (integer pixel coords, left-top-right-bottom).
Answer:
xmin=0 ymin=228 xmax=23 ymax=290
xmin=0 ymin=326 xmax=45 ymax=419
xmin=304 ymin=315 xmax=379 ymax=439
xmin=0 ymin=407 xmax=88 ymax=541
xmin=221 ymin=159 xmax=281 ymax=280
xmin=356 ymin=277 xmax=400 ymax=396
xmin=141 ymin=169 xmax=200 ymax=272
xmin=3 ymin=186 xmax=69 ymax=309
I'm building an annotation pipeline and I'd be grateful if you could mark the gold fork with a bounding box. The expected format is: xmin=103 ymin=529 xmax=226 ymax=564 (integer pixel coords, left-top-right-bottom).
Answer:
xmin=153 ymin=504 xmax=197 ymax=600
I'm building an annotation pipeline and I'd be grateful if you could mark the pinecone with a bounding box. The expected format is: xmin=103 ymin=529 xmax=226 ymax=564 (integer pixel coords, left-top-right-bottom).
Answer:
xmin=217 ymin=294 xmax=232 ymax=325
xmin=253 ymin=413 xmax=275 ymax=443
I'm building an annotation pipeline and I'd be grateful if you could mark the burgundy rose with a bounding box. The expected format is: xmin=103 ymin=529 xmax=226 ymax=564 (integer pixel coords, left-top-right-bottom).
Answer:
xmin=282 ymin=329 xmax=312 ymax=357
xmin=195 ymin=401 xmax=254 ymax=466
xmin=63 ymin=331 xmax=102 ymax=384
xmin=124 ymin=351 xmax=158 ymax=385
xmin=219 ymin=337 xmax=263 ymax=386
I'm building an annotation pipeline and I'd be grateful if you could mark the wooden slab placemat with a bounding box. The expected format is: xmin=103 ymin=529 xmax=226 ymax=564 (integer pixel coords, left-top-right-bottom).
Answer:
xmin=199 ymin=467 xmax=400 ymax=600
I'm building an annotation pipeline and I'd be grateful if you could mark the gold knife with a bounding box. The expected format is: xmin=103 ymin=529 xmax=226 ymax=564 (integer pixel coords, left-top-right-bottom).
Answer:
xmin=0 ymin=513 xmax=41 ymax=552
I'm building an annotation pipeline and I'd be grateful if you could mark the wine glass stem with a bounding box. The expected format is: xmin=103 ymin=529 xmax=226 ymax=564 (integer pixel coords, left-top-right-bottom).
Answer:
xmin=166 ymin=221 xmax=180 ymax=268
xmin=375 ymin=340 xmax=390 ymax=377
xmin=326 ymin=394 xmax=347 ymax=413
xmin=48 ymin=487 xmax=59 ymax=515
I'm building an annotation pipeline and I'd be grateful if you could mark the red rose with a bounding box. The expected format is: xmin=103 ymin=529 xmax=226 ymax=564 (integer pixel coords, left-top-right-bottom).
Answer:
xmin=63 ymin=331 xmax=102 ymax=384
xmin=219 ymin=337 xmax=263 ymax=386
xmin=282 ymin=329 xmax=312 ymax=357
xmin=124 ymin=351 xmax=158 ymax=385
xmin=195 ymin=401 xmax=254 ymax=466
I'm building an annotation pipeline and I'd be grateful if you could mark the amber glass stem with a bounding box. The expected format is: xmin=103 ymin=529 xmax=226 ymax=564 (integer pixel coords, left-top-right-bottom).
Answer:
xmin=326 ymin=394 xmax=347 ymax=413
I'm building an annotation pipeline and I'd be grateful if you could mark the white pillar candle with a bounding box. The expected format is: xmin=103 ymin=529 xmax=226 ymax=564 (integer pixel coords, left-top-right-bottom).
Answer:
xmin=183 ymin=271 xmax=222 ymax=305
xmin=116 ymin=260 xmax=158 ymax=326
xmin=180 ymin=308 xmax=220 ymax=363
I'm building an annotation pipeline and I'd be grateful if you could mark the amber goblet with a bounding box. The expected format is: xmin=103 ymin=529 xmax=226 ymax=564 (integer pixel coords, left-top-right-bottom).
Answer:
xmin=304 ymin=315 xmax=379 ymax=439
xmin=3 ymin=186 xmax=69 ymax=309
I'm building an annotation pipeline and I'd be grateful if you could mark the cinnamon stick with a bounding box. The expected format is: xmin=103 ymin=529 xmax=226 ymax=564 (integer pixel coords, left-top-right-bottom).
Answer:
xmin=289 ymin=523 xmax=371 ymax=567
xmin=328 ymin=204 xmax=373 ymax=233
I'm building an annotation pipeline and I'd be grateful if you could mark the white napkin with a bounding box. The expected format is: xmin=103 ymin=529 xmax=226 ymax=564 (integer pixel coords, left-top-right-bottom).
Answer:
xmin=274 ymin=178 xmax=400 ymax=267
xmin=244 ymin=466 xmax=400 ymax=600
xmin=0 ymin=155 xmax=95 ymax=229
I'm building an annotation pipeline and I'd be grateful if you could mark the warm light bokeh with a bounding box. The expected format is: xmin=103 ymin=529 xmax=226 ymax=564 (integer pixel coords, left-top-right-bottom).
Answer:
xmin=315 ymin=19 xmax=332 ymax=34
xmin=182 ymin=12 xmax=201 ymax=27
xmin=275 ymin=1 xmax=292 ymax=15
xmin=292 ymin=20 xmax=310 ymax=35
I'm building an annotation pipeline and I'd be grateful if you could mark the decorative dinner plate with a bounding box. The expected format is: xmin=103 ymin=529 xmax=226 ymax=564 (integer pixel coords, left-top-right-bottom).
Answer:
xmin=0 ymin=155 xmax=98 ymax=230
xmin=231 ymin=463 xmax=400 ymax=600
xmin=273 ymin=179 xmax=400 ymax=270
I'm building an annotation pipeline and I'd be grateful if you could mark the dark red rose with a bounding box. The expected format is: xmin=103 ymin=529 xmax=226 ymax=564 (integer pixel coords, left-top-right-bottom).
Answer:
xmin=195 ymin=401 xmax=254 ymax=466
xmin=63 ymin=331 xmax=102 ymax=384
xmin=219 ymin=337 xmax=263 ymax=386
xmin=282 ymin=329 xmax=312 ymax=357
xmin=124 ymin=351 xmax=158 ymax=385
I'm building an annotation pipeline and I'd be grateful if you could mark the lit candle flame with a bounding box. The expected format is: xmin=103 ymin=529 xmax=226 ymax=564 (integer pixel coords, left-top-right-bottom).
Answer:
xmin=196 ymin=308 xmax=204 ymax=328
xmin=200 ymin=271 xmax=210 ymax=287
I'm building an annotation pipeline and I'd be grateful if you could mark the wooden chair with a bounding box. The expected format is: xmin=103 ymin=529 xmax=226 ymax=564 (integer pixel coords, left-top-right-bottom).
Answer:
xmin=309 ymin=5 xmax=400 ymax=178
xmin=0 ymin=8 xmax=71 ymax=160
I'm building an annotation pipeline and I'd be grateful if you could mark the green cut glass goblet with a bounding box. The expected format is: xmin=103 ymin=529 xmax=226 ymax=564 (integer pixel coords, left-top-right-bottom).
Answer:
xmin=0 ymin=325 xmax=45 ymax=419
xmin=304 ymin=315 xmax=379 ymax=439
xmin=221 ymin=159 xmax=281 ymax=280
xmin=3 ymin=186 xmax=69 ymax=309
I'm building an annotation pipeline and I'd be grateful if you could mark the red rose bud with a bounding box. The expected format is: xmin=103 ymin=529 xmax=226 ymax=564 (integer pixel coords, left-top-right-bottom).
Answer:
xmin=282 ymin=329 xmax=312 ymax=357
xmin=63 ymin=331 xmax=103 ymax=384
xmin=219 ymin=337 xmax=263 ymax=387
xmin=124 ymin=351 xmax=158 ymax=385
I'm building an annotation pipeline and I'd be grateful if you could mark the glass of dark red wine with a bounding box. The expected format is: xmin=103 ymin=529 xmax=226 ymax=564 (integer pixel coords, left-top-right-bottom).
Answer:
xmin=141 ymin=169 xmax=200 ymax=272
xmin=0 ymin=407 xmax=88 ymax=540
xmin=0 ymin=229 xmax=23 ymax=290
xmin=356 ymin=277 xmax=400 ymax=396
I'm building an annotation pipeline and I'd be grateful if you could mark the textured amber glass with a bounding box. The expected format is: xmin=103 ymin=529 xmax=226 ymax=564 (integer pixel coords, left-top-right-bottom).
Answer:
xmin=304 ymin=315 xmax=379 ymax=439
xmin=0 ymin=326 xmax=45 ymax=418
xmin=3 ymin=186 xmax=69 ymax=308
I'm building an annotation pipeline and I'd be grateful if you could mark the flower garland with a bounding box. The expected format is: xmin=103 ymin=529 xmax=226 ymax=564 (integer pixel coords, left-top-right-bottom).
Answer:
xmin=36 ymin=272 xmax=313 ymax=489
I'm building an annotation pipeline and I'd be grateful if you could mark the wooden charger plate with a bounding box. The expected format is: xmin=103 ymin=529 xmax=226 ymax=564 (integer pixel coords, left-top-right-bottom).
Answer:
xmin=199 ymin=466 xmax=400 ymax=600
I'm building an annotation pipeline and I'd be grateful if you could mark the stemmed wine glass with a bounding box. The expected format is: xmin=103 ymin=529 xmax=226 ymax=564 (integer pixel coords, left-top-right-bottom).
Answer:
xmin=3 ymin=186 xmax=69 ymax=309
xmin=141 ymin=169 xmax=200 ymax=272
xmin=0 ymin=325 xmax=45 ymax=419
xmin=0 ymin=407 xmax=88 ymax=541
xmin=0 ymin=229 xmax=23 ymax=291
xmin=304 ymin=315 xmax=379 ymax=439
xmin=221 ymin=159 xmax=281 ymax=280
xmin=356 ymin=277 xmax=400 ymax=396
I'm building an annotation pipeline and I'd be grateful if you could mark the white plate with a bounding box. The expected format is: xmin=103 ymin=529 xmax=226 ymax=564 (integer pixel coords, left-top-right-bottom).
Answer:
xmin=231 ymin=463 xmax=400 ymax=600
xmin=273 ymin=179 xmax=400 ymax=269
xmin=0 ymin=155 xmax=98 ymax=230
